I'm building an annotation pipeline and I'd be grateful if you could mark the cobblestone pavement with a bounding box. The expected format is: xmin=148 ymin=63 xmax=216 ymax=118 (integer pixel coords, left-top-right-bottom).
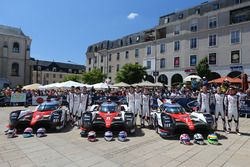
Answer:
xmin=0 ymin=107 xmax=250 ymax=167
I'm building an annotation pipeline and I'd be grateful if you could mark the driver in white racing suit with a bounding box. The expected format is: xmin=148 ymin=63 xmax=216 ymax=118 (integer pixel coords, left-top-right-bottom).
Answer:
xmin=214 ymin=87 xmax=226 ymax=131
xmin=224 ymin=87 xmax=240 ymax=135
xmin=78 ymin=86 xmax=91 ymax=127
xmin=141 ymin=88 xmax=152 ymax=127
xmin=134 ymin=86 xmax=142 ymax=125
xmin=67 ymin=86 xmax=75 ymax=122
xmin=127 ymin=87 xmax=135 ymax=114
xmin=197 ymin=86 xmax=211 ymax=113
xmin=72 ymin=87 xmax=81 ymax=126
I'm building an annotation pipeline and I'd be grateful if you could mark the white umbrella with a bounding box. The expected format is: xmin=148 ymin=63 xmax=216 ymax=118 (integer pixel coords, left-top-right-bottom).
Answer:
xmin=39 ymin=83 xmax=61 ymax=90
xmin=59 ymin=81 xmax=91 ymax=88
xmin=113 ymin=82 xmax=130 ymax=87
xmin=132 ymin=81 xmax=155 ymax=87
xmin=22 ymin=83 xmax=42 ymax=90
xmin=92 ymin=82 xmax=116 ymax=89
xmin=184 ymin=75 xmax=201 ymax=82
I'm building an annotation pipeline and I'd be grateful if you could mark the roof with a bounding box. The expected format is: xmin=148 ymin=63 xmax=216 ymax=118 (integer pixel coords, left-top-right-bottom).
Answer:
xmin=162 ymin=103 xmax=181 ymax=108
xmin=101 ymin=102 xmax=117 ymax=107
xmin=34 ymin=59 xmax=85 ymax=70
xmin=0 ymin=25 xmax=26 ymax=37
xmin=41 ymin=100 xmax=60 ymax=106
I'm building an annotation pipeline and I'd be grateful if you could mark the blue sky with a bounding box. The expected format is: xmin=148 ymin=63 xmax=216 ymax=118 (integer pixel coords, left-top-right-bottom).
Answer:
xmin=0 ymin=0 xmax=205 ymax=65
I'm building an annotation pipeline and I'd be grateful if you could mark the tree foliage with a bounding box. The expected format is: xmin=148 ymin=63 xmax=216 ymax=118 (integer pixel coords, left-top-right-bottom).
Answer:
xmin=63 ymin=74 xmax=81 ymax=82
xmin=82 ymin=68 xmax=106 ymax=84
xmin=196 ymin=56 xmax=211 ymax=79
xmin=115 ymin=64 xmax=147 ymax=84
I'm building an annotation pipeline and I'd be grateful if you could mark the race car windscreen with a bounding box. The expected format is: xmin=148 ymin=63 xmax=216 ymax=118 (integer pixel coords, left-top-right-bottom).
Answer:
xmin=164 ymin=106 xmax=186 ymax=114
xmin=100 ymin=105 xmax=117 ymax=112
xmin=37 ymin=104 xmax=58 ymax=111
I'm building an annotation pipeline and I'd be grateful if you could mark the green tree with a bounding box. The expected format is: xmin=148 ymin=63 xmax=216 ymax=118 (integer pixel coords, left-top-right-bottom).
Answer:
xmin=196 ymin=56 xmax=211 ymax=79
xmin=63 ymin=74 xmax=81 ymax=82
xmin=115 ymin=64 xmax=147 ymax=84
xmin=82 ymin=68 xmax=106 ymax=84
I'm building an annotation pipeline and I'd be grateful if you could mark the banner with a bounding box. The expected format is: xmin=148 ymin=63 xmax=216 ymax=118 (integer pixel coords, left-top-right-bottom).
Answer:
xmin=10 ymin=93 xmax=26 ymax=103
xmin=239 ymin=100 xmax=250 ymax=115
xmin=32 ymin=96 xmax=48 ymax=105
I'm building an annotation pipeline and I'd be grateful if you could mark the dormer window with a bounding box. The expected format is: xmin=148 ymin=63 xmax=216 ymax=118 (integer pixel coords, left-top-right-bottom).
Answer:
xmin=12 ymin=42 xmax=20 ymax=53
xmin=37 ymin=66 xmax=41 ymax=71
xmin=136 ymin=36 xmax=140 ymax=42
xmin=178 ymin=13 xmax=183 ymax=19
xmin=164 ymin=17 xmax=170 ymax=24
xmin=52 ymin=67 xmax=56 ymax=72
xmin=213 ymin=3 xmax=220 ymax=10
xmin=68 ymin=69 xmax=72 ymax=73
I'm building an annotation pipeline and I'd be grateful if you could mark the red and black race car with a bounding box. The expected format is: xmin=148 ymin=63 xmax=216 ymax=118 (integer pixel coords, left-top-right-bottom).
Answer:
xmin=80 ymin=96 xmax=136 ymax=136
xmin=8 ymin=100 xmax=68 ymax=131
xmin=151 ymin=100 xmax=214 ymax=138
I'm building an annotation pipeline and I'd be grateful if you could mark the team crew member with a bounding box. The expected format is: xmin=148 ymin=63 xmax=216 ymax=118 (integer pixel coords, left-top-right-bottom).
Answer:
xmin=142 ymin=88 xmax=151 ymax=127
xmin=67 ymin=86 xmax=75 ymax=121
xmin=127 ymin=87 xmax=135 ymax=114
xmin=214 ymin=87 xmax=226 ymax=131
xmin=134 ymin=86 xmax=142 ymax=123
xmin=197 ymin=86 xmax=211 ymax=113
xmin=78 ymin=86 xmax=91 ymax=127
xmin=224 ymin=87 xmax=240 ymax=135
xmin=73 ymin=87 xmax=81 ymax=126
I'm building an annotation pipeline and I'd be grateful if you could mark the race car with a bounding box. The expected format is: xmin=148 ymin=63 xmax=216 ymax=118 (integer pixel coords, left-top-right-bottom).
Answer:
xmin=80 ymin=96 xmax=136 ymax=136
xmin=151 ymin=99 xmax=214 ymax=138
xmin=8 ymin=100 xmax=68 ymax=131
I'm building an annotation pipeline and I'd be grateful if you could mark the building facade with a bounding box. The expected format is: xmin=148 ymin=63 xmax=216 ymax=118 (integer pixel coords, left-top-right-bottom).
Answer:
xmin=86 ymin=0 xmax=250 ymax=86
xmin=32 ymin=60 xmax=85 ymax=85
xmin=0 ymin=25 xmax=32 ymax=87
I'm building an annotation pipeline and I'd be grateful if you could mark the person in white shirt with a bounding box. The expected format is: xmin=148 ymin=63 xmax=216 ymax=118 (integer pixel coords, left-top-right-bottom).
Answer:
xmin=142 ymin=88 xmax=151 ymax=127
xmin=127 ymin=87 xmax=135 ymax=114
xmin=66 ymin=86 xmax=75 ymax=122
xmin=134 ymin=86 xmax=142 ymax=125
xmin=214 ymin=87 xmax=226 ymax=131
xmin=197 ymin=86 xmax=211 ymax=113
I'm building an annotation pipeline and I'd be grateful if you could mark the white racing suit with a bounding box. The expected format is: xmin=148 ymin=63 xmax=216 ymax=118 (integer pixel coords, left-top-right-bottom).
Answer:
xmin=67 ymin=92 xmax=74 ymax=118
xmin=73 ymin=93 xmax=81 ymax=118
xmin=197 ymin=92 xmax=211 ymax=113
xmin=78 ymin=93 xmax=91 ymax=118
xmin=134 ymin=92 xmax=142 ymax=117
xmin=127 ymin=93 xmax=135 ymax=114
xmin=142 ymin=94 xmax=151 ymax=126
xmin=224 ymin=95 xmax=239 ymax=132
xmin=214 ymin=93 xmax=226 ymax=130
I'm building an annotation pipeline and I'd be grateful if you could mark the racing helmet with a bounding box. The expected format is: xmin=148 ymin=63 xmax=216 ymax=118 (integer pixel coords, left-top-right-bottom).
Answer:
xmin=193 ymin=133 xmax=204 ymax=145
xmin=180 ymin=134 xmax=191 ymax=145
xmin=88 ymin=131 xmax=97 ymax=142
xmin=36 ymin=128 xmax=46 ymax=138
xmin=23 ymin=127 xmax=33 ymax=138
xmin=7 ymin=128 xmax=17 ymax=138
xmin=80 ymin=128 xmax=88 ymax=137
xmin=118 ymin=131 xmax=127 ymax=142
xmin=104 ymin=131 xmax=113 ymax=142
xmin=207 ymin=134 xmax=219 ymax=145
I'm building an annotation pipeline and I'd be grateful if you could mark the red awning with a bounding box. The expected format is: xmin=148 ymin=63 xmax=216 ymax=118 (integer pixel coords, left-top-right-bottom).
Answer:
xmin=209 ymin=76 xmax=242 ymax=84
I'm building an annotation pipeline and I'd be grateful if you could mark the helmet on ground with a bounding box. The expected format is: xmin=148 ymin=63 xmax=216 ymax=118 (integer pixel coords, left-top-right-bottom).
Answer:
xmin=193 ymin=133 xmax=204 ymax=145
xmin=207 ymin=134 xmax=219 ymax=145
xmin=80 ymin=128 xmax=88 ymax=137
xmin=104 ymin=131 xmax=113 ymax=142
xmin=180 ymin=134 xmax=191 ymax=145
xmin=118 ymin=131 xmax=127 ymax=142
xmin=88 ymin=131 xmax=97 ymax=142
xmin=7 ymin=128 xmax=17 ymax=138
xmin=36 ymin=128 xmax=46 ymax=138
xmin=23 ymin=127 xmax=33 ymax=138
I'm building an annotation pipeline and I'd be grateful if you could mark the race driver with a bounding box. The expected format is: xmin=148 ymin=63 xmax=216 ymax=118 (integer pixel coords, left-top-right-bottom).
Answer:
xmin=134 ymin=86 xmax=142 ymax=124
xmin=127 ymin=86 xmax=135 ymax=114
xmin=197 ymin=86 xmax=211 ymax=113
xmin=72 ymin=87 xmax=81 ymax=126
xmin=142 ymin=88 xmax=151 ymax=128
xmin=78 ymin=86 xmax=91 ymax=128
xmin=67 ymin=86 xmax=75 ymax=123
xmin=214 ymin=87 xmax=226 ymax=131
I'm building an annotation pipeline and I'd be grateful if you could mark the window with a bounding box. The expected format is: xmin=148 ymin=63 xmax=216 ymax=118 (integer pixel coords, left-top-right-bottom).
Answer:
xmin=120 ymin=40 xmax=123 ymax=47
xmin=37 ymin=66 xmax=41 ymax=71
xmin=53 ymin=74 xmax=56 ymax=78
xmin=164 ymin=17 xmax=170 ymax=24
xmin=117 ymin=53 xmax=120 ymax=60
xmin=174 ymin=25 xmax=180 ymax=35
xmin=88 ymin=58 xmax=91 ymax=64
xmin=190 ymin=38 xmax=197 ymax=49
xmin=125 ymin=51 xmax=129 ymax=59
xmin=108 ymin=66 xmax=112 ymax=73
xmin=160 ymin=44 xmax=166 ymax=53
xmin=94 ymin=57 xmax=97 ymax=64
xmin=136 ymin=36 xmax=140 ymax=42
xmin=68 ymin=69 xmax=72 ymax=73
xmin=147 ymin=46 xmax=151 ymax=55
xmin=46 ymin=73 xmax=49 ymax=78
xmin=231 ymin=30 xmax=240 ymax=44
xmin=209 ymin=17 xmax=217 ymax=29
xmin=89 ymin=67 xmax=91 ymax=72
xmin=190 ymin=55 xmax=197 ymax=66
xmin=209 ymin=34 xmax=217 ymax=47
xmin=60 ymin=74 xmax=63 ymax=79
xmin=129 ymin=38 xmax=132 ymax=45
xmin=146 ymin=61 xmax=151 ymax=69
xmin=178 ymin=13 xmax=184 ymax=20
xmin=209 ymin=53 xmax=217 ymax=65
xmin=135 ymin=49 xmax=139 ymax=58
xmin=116 ymin=64 xmax=120 ymax=72
xmin=100 ymin=66 xmax=103 ymax=73
xmin=52 ymin=67 xmax=56 ymax=72
xmin=235 ymin=0 xmax=241 ymax=4
xmin=174 ymin=41 xmax=180 ymax=51
xmin=213 ymin=3 xmax=220 ymax=10
xmin=190 ymin=23 xmax=198 ymax=32
xmin=174 ymin=57 xmax=180 ymax=68
xmin=231 ymin=50 xmax=240 ymax=64
xmin=101 ymin=55 xmax=103 ymax=63
xmin=160 ymin=58 xmax=165 ymax=68
xmin=230 ymin=6 xmax=250 ymax=24
xmin=12 ymin=42 xmax=20 ymax=53
xmin=109 ymin=54 xmax=112 ymax=61
xmin=11 ymin=63 xmax=19 ymax=76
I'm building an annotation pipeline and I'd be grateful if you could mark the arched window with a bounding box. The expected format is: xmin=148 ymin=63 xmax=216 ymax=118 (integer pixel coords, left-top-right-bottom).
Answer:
xmin=11 ymin=63 xmax=19 ymax=76
xmin=52 ymin=67 xmax=57 ymax=72
xmin=13 ymin=42 xmax=20 ymax=53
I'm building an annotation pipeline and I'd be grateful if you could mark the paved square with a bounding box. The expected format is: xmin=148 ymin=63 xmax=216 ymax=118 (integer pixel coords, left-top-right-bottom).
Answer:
xmin=0 ymin=107 xmax=250 ymax=167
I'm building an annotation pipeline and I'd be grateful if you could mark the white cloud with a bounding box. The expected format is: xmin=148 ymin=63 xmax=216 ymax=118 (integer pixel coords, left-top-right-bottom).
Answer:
xmin=127 ymin=12 xmax=139 ymax=20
